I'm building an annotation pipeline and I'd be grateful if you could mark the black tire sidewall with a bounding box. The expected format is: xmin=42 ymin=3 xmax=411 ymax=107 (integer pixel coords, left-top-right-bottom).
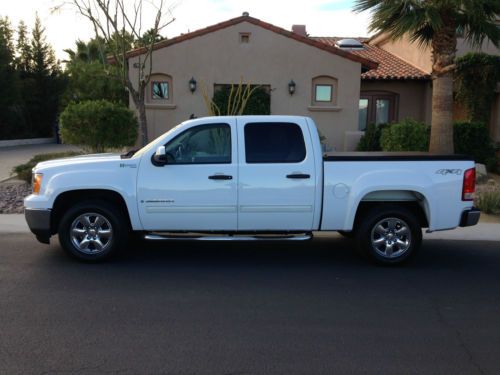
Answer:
xmin=58 ymin=200 xmax=127 ymax=261
xmin=355 ymin=206 xmax=422 ymax=265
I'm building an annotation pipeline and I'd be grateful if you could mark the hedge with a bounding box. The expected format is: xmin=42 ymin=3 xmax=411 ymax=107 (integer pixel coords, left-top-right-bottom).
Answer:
xmin=59 ymin=100 xmax=138 ymax=153
xmin=380 ymin=119 xmax=430 ymax=152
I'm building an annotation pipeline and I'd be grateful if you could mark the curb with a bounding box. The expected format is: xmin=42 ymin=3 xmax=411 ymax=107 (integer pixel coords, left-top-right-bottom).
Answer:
xmin=0 ymin=175 xmax=16 ymax=183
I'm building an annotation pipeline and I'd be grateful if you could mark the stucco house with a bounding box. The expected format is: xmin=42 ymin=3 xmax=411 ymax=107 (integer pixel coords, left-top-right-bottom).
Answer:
xmin=362 ymin=29 xmax=500 ymax=143
xmin=127 ymin=13 xmax=500 ymax=150
xmin=127 ymin=14 xmax=378 ymax=151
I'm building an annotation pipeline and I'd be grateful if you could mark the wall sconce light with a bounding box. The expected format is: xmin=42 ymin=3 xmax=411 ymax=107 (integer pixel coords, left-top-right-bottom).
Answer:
xmin=288 ymin=80 xmax=296 ymax=95
xmin=189 ymin=77 xmax=197 ymax=93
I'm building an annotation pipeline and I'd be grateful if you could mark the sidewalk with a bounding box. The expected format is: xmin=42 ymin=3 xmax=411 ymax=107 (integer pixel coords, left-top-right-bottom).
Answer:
xmin=1 ymin=213 xmax=499 ymax=240
xmin=0 ymin=143 xmax=81 ymax=182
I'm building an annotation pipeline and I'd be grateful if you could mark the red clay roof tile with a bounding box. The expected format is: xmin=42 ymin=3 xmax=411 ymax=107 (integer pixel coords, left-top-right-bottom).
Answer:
xmin=314 ymin=37 xmax=430 ymax=80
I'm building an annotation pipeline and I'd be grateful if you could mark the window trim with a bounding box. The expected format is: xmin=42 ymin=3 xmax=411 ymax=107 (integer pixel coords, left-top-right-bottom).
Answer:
xmin=311 ymin=76 xmax=338 ymax=106
xmin=162 ymin=123 xmax=232 ymax=165
xmin=314 ymin=84 xmax=333 ymax=102
xmin=151 ymin=81 xmax=169 ymax=100
xmin=147 ymin=73 xmax=173 ymax=104
xmin=244 ymin=122 xmax=306 ymax=164
xmin=239 ymin=32 xmax=251 ymax=43
xmin=359 ymin=91 xmax=399 ymax=130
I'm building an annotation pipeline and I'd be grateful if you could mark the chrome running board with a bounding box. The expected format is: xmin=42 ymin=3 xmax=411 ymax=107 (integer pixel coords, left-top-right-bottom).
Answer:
xmin=144 ymin=233 xmax=312 ymax=241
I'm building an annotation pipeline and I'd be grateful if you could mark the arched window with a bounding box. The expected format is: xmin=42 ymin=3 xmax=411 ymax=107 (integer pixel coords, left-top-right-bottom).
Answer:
xmin=311 ymin=76 xmax=338 ymax=106
xmin=147 ymin=74 xmax=173 ymax=104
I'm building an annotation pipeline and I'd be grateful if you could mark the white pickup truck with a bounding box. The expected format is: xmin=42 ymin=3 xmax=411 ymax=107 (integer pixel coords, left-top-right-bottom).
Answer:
xmin=24 ymin=115 xmax=480 ymax=264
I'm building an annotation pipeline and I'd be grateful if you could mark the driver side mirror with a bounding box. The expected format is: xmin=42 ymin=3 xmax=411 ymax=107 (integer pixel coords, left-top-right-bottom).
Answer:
xmin=153 ymin=146 xmax=167 ymax=165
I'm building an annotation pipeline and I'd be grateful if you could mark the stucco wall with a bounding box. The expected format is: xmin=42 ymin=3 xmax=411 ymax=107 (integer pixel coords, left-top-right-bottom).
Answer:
xmin=360 ymin=80 xmax=431 ymax=123
xmin=128 ymin=21 xmax=362 ymax=151
xmin=374 ymin=35 xmax=500 ymax=74
xmin=375 ymin=34 xmax=432 ymax=73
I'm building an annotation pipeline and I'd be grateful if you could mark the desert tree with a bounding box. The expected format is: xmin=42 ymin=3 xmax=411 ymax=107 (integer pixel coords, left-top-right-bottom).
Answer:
xmin=60 ymin=0 xmax=175 ymax=145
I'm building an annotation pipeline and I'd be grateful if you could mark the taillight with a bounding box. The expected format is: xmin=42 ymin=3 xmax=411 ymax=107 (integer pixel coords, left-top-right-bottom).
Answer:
xmin=462 ymin=168 xmax=475 ymax=201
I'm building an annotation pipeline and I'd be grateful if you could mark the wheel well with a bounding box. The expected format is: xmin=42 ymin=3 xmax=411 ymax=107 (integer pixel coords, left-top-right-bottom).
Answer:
xmin=354 ymin=201 xmax=429 ymax=229
xmin=51 ymin=189 xmax=131 ymax=234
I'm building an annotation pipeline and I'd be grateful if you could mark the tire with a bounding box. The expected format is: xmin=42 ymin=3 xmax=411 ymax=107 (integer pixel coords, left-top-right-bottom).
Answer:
xmin=354 ymin=205 xmax=422 ymax=265
xmin=58 ymin=200 xmax=129 ymax=262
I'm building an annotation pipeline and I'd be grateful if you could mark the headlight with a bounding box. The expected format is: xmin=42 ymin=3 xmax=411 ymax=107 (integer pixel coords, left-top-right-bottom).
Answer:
xmin=32 ymin=173 xmax=43 ymax=195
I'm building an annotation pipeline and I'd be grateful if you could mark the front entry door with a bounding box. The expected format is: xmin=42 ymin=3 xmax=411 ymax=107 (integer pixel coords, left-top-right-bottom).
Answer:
xmin=137 ymin=120 xmax=238 ymax=231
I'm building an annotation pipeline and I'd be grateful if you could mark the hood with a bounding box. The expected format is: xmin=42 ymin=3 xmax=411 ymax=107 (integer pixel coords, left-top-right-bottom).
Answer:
xmin=34 ymin=153 xmax=123 ymax=172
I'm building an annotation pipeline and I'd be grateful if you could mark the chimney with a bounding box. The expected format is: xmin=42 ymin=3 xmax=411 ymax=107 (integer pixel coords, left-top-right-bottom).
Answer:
xmin=292 ymin=25 xmax=307 ymax=37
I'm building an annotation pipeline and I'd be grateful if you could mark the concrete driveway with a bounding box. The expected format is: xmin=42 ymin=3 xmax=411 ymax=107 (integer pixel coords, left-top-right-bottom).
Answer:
xmin=0 ymin=143 xmax=81 ymax=181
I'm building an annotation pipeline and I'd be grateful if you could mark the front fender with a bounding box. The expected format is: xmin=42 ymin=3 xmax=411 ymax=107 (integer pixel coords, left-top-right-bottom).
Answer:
xmin=42 ymin=168 xmax=141 ymax=230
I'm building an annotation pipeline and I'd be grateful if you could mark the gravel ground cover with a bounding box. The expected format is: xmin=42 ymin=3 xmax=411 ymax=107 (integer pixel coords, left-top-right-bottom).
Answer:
xmin=0 ymin=181 xmax=30 ymax=214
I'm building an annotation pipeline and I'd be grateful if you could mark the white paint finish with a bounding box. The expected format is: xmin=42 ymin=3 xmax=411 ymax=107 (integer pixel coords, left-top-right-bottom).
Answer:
xmin=24 ymin=154 xmax=143 ymax=230
xmin=145 ymin=206 xmax=237 ymax=213
xmin=321 ymin=160 xmax=475 ymax=231
xmin=239 ymin=205 xmax=313 ymax=213
xmin=136 ymin=117 xmax=238 ymax=231
xmin=23 ymin=115 xmax=476 ymax=238
xmin=235 ymin=117 xmax=320 ymax=231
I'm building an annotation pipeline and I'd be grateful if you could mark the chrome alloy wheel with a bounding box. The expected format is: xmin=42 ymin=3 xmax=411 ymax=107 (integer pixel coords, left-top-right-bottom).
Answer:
xmin=370 ymin=217 xmax=411 ymax=259
xmin=70 ymin=213 xmax=113 ymax=254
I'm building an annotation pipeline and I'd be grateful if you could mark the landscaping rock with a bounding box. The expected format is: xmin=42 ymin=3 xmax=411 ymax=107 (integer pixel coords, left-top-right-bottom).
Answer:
xmin=0 ymin=181 xmax=30 ymax=214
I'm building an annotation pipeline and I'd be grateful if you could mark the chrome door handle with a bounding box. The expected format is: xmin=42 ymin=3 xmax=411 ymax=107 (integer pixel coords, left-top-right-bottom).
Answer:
xmin=208 ymin=175 xmax=233 ymax=180
xmin=286 ymin=173 xmax=310 ymax=179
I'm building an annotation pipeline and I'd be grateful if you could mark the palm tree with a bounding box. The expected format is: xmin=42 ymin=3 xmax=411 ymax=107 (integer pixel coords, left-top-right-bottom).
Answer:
xmin=354 ymin=0 xmax=500 ymax=153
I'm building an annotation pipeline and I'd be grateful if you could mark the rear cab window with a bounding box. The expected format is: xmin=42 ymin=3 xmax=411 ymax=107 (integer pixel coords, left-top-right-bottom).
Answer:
xmin=244 ymin=122 xmax=306 ymax=163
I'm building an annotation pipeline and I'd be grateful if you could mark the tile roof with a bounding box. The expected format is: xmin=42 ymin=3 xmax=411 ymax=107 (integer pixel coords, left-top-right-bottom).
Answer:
xmin=314 ymin=37 xmax=431 ymax=80
xmin=123 ymin=15 xmax=378 ymax=70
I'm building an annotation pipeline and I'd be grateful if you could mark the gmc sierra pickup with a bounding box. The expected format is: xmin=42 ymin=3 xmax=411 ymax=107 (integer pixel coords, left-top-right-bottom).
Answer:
xmin=24 ymin=115 xmax=480 ymax=264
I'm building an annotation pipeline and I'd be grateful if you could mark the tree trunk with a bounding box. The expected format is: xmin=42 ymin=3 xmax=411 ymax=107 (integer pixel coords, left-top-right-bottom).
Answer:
xmin=128 ymin=86 xmax=149 ymax=146
xmin=429 ymin=14 xmax=457 ymax=154
xmin=429 ymin=72 xmax=454 ymax=153
xmin=137 ymin=100 xmax=148 ymax=146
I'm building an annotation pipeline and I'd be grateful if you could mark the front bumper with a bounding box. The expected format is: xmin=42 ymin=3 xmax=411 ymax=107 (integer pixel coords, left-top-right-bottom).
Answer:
xmin=460 ymin=207 xmax=481 ymax=227
xmin=25 ymin=208 xmax=51 ymax=244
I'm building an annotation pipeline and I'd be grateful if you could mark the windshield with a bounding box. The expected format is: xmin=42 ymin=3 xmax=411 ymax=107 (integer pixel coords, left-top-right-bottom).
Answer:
xmin=131 ymin=122 xmax=184 ymax=159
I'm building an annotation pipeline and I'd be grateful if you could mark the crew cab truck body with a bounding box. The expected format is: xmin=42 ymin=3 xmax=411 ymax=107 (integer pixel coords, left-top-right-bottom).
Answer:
xmin=24 ymin=116 xmax=480 ymax=264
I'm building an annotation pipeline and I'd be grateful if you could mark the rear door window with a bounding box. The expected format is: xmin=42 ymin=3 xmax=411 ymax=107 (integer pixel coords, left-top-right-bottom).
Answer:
xmin=244 ymin=122 xmax=306 ymax=163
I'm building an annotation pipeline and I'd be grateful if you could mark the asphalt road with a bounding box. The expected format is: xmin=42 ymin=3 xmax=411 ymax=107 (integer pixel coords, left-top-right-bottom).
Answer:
xmin=1 ymin=234 xmax=500 ymax=374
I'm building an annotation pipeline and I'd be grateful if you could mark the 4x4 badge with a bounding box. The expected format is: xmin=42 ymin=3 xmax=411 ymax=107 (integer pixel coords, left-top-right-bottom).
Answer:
xmin=436 ymin=169 xmax=462 ymax=175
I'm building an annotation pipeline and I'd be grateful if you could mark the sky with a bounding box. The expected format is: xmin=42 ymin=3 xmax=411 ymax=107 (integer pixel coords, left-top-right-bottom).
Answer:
xmin=1 ymin=0 xmax=372 ymax=60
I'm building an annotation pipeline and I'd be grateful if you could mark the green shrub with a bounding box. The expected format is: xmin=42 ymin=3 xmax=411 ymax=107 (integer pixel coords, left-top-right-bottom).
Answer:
xmin=475 ymin=190 xmax=500 ymax=214
xmin=453 ymin=121 xmax=495 ymax=165
xmin=60 ymin=100 xmax=138 ymax=153
xmin=356 ymin=123 xmax=388 ymax=151
xmin=13 ymin=151 xmax=83 ymax=183
xmin=380 ymin=119 xmax=430 ymax=151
